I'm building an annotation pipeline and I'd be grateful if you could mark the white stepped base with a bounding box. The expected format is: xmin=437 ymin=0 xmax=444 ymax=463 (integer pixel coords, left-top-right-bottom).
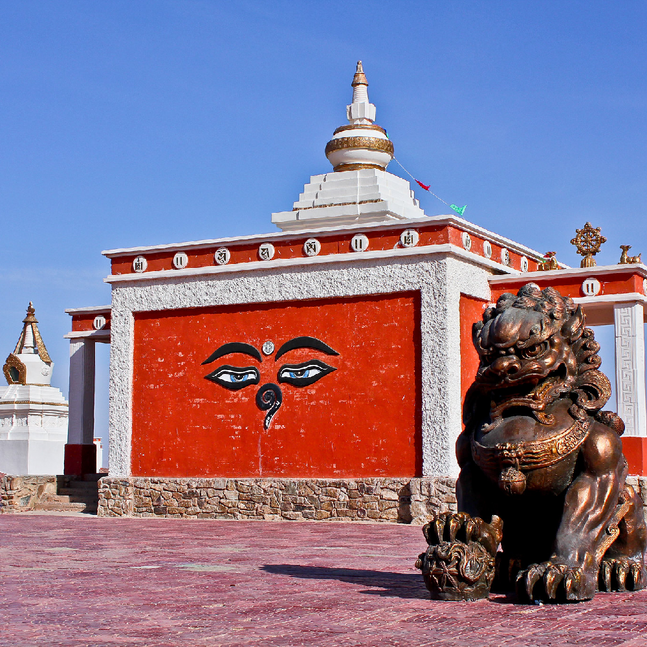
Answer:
xmin=0 ymin=383 xmax=68 ymax=475
xmin=272 ymin=169 xmax=427 ymax=231
xmin=0 ymin=438 xmax=65 ymax=475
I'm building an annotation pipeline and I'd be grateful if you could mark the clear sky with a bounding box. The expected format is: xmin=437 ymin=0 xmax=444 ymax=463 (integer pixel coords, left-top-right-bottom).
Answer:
xmin=1 ymin=1 xmax=646 ymax=461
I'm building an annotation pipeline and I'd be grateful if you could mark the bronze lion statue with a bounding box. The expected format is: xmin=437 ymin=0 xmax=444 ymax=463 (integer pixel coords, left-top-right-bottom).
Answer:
xmin=427 ymin=283 xmax=646 ymax=603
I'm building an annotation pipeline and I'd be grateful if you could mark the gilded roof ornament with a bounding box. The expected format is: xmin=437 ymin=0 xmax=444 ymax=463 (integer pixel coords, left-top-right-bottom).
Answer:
xmin=12 ymin=302 xmax=52 ymax=364
xmin=3 ymin=302 xmax=55 ymax=386
xmin=537 ymin=251 xmax=559 ymax=271
xmin=619 ymin=245 xmax=642 ymax=265
xmin=351 ymin=60 xmax=368 ymax=87
xmin=570 ymin=222 xmax=606 ymax=268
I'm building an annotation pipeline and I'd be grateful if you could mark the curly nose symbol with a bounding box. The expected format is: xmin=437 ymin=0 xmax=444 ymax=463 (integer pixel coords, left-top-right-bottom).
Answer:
xmin=490 ymin=356 xmax=521 ymax=377
xmin=256 ymin=383 xmax=282 ymax=429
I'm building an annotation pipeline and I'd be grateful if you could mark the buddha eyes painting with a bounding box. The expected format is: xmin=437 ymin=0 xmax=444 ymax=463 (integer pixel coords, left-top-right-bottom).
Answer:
xmin=131 ymin=293 xmax=419 ymax=478
xmin=202 ymin=336 xmax=339 ymax=429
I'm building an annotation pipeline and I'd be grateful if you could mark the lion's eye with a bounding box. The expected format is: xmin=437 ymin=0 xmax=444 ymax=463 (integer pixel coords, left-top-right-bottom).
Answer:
xmin=520 ymin=342 xmax=548 ymax=359
xmin=480 ymin=349 xmax=498 ymax=364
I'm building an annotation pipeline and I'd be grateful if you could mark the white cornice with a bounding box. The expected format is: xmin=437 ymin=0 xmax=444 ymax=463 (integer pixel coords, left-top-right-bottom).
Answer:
xmin=488 ymin=263 xmax=647 ymax=284
xmin=425 ymin=216 xmax=562 ymax=265
xmin=102 ymin=214 xmax=547 ymax=262
xmin=574 ymin=292 xmax=647 ymax=307
xmin=65 ymin=305 xmax=112 ymax=315
xmin=104 ymin=242 xmax=519 ymax=285
xmin=63 ymin=330 xmax=111 ymax=340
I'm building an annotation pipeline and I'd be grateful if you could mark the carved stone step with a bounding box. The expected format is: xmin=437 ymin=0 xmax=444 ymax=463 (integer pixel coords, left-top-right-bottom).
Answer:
xmin=32 ymin=501 xmax=96 ymax=513
xmin=58 ymin=484 xmax=98 ymax=495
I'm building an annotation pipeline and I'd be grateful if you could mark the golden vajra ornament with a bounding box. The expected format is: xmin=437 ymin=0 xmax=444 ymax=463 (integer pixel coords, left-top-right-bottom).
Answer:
xmin=571 ymin=222 xmax=606 ymax=268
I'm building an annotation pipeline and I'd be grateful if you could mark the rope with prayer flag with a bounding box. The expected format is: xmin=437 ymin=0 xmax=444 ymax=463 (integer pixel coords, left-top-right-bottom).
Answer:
xmin=393 ymin=157 xmax=466 ymax=217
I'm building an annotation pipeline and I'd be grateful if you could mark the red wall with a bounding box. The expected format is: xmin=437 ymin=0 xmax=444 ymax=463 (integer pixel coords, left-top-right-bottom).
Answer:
xmin=459 ymin=295 xmax=488 ymax=407
xmin=490 ymin=271 xmax=644 ymax=302
xmin=131 ymin=293 xmax=422 ymax=478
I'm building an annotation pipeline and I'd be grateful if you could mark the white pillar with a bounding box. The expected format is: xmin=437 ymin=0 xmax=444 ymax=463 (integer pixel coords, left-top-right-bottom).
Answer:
xmin=68 ymin=339 xmax=96 ymax=445
xmin=614 ymin=302 xmax=647 ymax=437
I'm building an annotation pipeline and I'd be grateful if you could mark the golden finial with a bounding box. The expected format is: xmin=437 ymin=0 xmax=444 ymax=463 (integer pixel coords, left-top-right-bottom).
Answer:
xmin=351 ymin=60 xmax=368 ymax=87
xmin=23 ymin=301 xmax=37 ymax=324
xmin=619 ymin=245 xmax=642 ymax=264
xmin=13 ymin=302 xmax=52 ymax=364
xmin=537 ymin=251 xmax=559 ymax=271
xmin=570 ymin=222 xmax=606 ymax=268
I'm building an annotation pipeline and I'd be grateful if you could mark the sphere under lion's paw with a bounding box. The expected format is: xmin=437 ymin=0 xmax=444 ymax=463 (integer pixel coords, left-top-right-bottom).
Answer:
xmin=416 ymin=540 xmax=496 ymax=601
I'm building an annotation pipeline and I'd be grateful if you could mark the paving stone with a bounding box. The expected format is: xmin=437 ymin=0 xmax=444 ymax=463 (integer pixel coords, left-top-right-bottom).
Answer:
xmin=1 ymin=514 xmax=646 ymax=646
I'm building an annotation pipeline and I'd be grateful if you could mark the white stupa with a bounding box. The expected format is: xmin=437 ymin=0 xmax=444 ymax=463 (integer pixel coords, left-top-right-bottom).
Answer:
xmin=272 ymin=61 xmax=427 ymax=231
xmin=0 ymin=303 xmax=68 ymax=475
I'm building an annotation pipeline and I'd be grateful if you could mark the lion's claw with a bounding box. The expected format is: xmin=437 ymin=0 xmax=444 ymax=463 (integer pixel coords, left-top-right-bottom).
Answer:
xmin=447 ymin=513 xmax=465 ymax=542
xmin=598 ymin=558 xmax=646 ymax=592
xmin=617 ymin=562 xmax=629 ymax=589
xmin=600 ymin=560 xmax=612 ymax=592
xmin=516 ymin=561 xmax=593 ymax=603
xmin=519 ymin=562 xmax=546 ymax=600
xmin=563 ymin=570 xmax=581 ymax=601
xmin=544 ymin=565 xmax=564 ymax=600
xmin=631 ymin=563 xmax=645 ymax=588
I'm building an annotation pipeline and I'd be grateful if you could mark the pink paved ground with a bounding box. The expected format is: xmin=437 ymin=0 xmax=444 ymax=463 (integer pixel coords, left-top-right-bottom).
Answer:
xmin=2 ymin=515 xmax=647 ymax=646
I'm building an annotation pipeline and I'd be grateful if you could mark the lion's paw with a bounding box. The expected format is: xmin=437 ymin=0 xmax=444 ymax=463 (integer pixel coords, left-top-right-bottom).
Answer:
xmin=599 ymin=558 xmax=646 ymax=592
xmin=422 ymin=512 xmax=502 ymax=556
xmin=516 ymin=561 xmax=596 ymax=603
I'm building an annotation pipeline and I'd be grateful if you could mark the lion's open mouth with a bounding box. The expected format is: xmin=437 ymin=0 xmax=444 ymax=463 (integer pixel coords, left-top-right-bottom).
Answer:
xmin=485 ymin=363 xmax=570 ymax=421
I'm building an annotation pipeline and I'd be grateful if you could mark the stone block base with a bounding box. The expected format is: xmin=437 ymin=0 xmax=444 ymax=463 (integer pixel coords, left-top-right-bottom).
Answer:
xmin=0 ymin=475 xmax=57 ymax=513
xmin=97 ymin=477 xmax=458 ymax=524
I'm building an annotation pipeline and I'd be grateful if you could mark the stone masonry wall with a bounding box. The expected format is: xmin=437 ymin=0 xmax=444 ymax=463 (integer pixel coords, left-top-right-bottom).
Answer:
xmin=0 ymin=475 xmax=57 ymax=513
xmin=97 ymin=477 xmax=458 ymax=524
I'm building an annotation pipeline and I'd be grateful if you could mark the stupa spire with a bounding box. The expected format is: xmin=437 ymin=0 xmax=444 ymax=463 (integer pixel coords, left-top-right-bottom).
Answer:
xmin=13 ymin=302 xmax=52 ymax=363
xmin=272 ymin=61 xmax=427 ymax=230
xmin=3 ymin=302 xmax=53 ymax=386
xmin=347 ymin=60 xmax=375 ymax=124
xmin=325 ymin=61 xmax=393 ymax=172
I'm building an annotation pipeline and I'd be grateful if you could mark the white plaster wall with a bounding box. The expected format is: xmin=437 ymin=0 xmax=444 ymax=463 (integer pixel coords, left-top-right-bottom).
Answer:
xmin=108 ymin=253 xmax=491 ymax=478
xmin=0 ymin=440 xmax=29 ymax=474
xmin=0 ymin=384 xmax=68 ymax=475
xmin=443 ymin=257 xmax=492 ymax=477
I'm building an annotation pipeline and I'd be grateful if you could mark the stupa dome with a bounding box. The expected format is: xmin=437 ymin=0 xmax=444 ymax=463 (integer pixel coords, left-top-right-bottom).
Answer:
xmin=325 ymin=61 xmax=394 ymax=172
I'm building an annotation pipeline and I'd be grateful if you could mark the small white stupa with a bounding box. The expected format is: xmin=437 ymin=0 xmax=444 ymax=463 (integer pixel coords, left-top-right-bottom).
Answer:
xmin=272 ymin=61 xmax=428 ymax=231
xmin=0 ymin=303 xmax=68 ymax=475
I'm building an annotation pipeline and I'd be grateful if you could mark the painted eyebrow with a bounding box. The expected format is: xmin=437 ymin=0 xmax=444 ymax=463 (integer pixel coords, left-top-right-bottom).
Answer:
xmin=202 ymin=342 xmax=262 ymax=365
xmin=275 ymin=336 xmax=339 ymax=360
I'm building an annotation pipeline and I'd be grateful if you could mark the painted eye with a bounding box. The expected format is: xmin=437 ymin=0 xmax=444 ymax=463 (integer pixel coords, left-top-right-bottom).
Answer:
xmin=277 ymin=359 xmax=336 ymax=387
xmin=205 ymin=365 xmax=260 ymax=391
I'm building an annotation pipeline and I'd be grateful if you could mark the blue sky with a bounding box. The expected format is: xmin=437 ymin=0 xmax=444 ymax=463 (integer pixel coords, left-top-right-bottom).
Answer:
xmin=2 ymin=1 xmax=646 ymax=460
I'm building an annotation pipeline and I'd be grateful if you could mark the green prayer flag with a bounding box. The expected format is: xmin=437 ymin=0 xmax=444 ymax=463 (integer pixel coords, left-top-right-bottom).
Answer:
xmin=451 ymin=204 xmax=467 ymax=217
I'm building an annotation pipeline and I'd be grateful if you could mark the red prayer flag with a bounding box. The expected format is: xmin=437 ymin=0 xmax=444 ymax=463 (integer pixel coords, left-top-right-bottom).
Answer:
xmin=415 ymin=180 xmax=430 ymax=191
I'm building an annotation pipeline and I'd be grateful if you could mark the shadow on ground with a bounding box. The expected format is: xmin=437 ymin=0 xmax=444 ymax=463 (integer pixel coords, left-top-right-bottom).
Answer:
xmin=262 ymin=564 xmax=430 ymax=599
